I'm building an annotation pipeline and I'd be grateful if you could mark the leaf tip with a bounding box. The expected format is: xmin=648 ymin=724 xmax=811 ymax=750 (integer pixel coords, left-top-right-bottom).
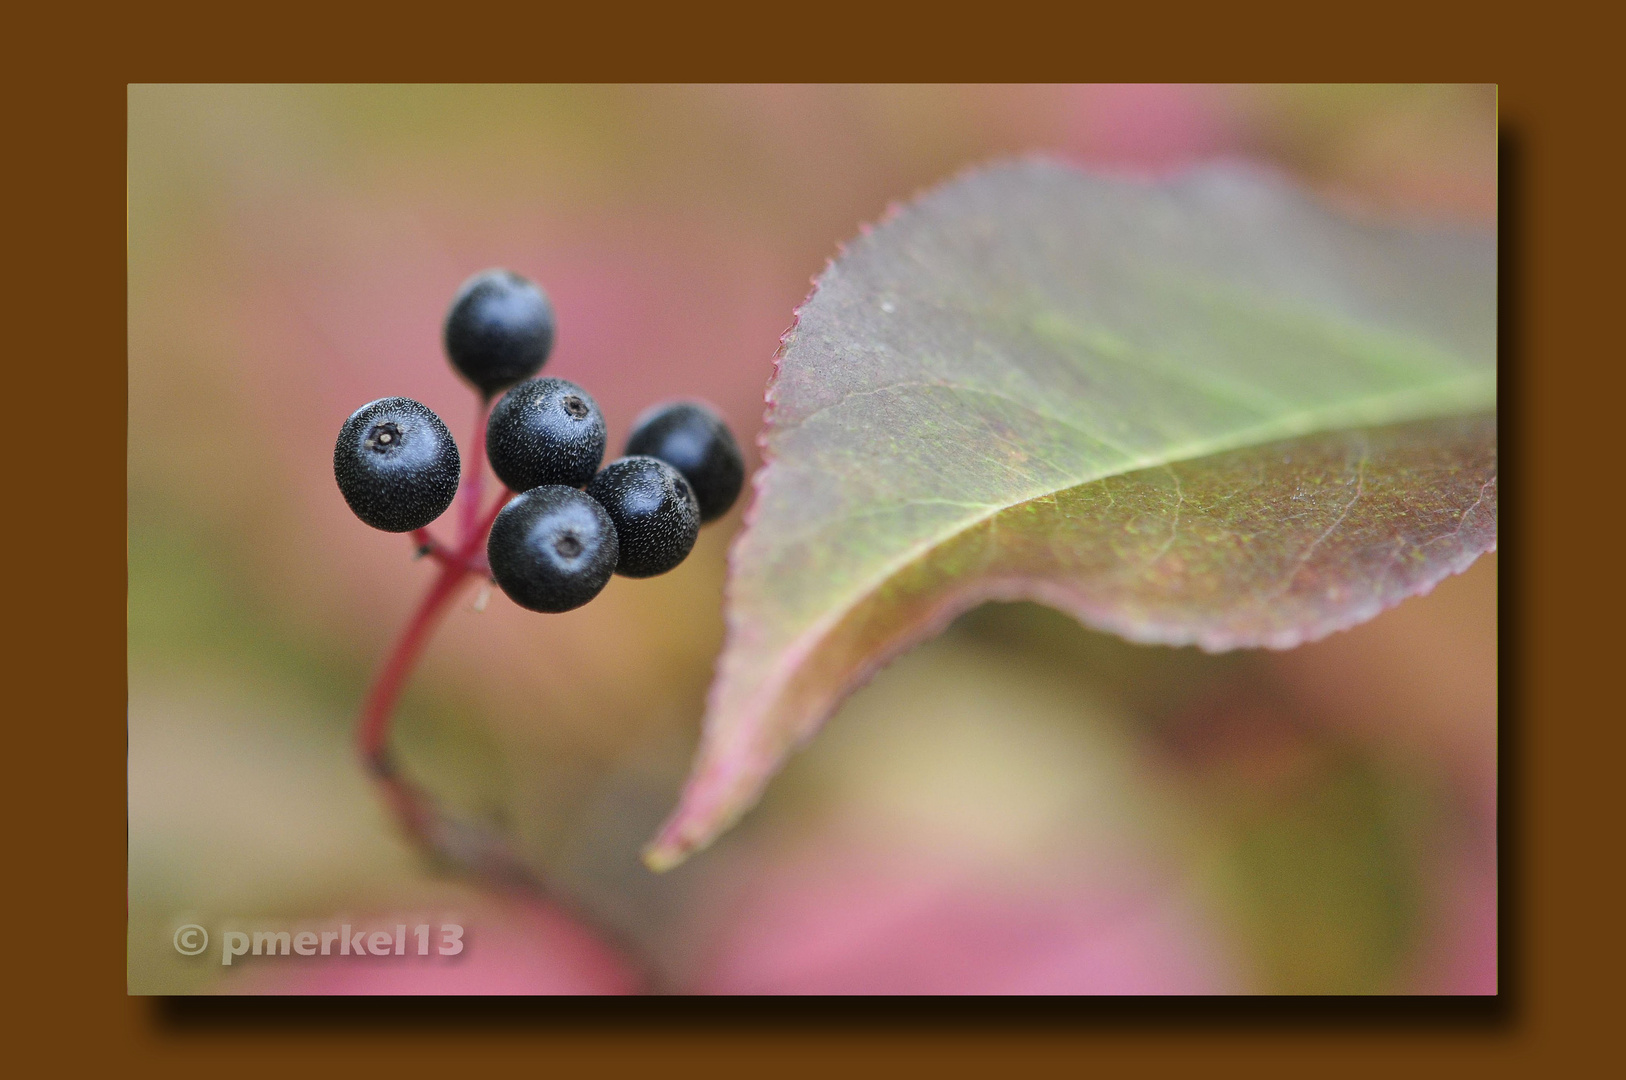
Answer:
xmin=640 ymin=798 xmax=724 ymax=873
xmin=639 ymin=842 xmax=684 ymax=874
xmin=641 ymin=740 xmax=774 ymax=871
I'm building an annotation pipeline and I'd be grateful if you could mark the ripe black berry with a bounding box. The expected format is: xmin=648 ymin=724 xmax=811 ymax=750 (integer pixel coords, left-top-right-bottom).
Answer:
xmin=443 ymin=269 xmax=556 ymax=397
xmin=487 ymin=486 xmax=619 ymax=613
xmin=624 ymin=400 xmax=744 ymax=523
xmin=334 ymin=397 xmax=461 ymax=533
xmin=486 ymin=377 xmax=607 ymax=492
xmin=585 ymin=456 xmax=701 ymax=578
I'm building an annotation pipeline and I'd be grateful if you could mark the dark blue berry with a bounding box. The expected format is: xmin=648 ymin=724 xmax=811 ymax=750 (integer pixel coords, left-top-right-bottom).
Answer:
xmin=486 ymin=377 xmax=607 ymax=492
xmin=443 ymin=269 xmax=556 ymax=397
xmin=585 ymin=456 xmax=700 ymax=578
xmin=334 ymin=397 xmax=461 ymax=533
xmin=487 ymin=486 xmax=619 ymax=613
xmin=624 ymin=400 xmax=744 ymax=523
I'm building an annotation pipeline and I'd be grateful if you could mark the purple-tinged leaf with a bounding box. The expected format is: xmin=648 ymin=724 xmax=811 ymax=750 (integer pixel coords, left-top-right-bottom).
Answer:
xmin=647 ymin=161 xmax=1496 ymax=870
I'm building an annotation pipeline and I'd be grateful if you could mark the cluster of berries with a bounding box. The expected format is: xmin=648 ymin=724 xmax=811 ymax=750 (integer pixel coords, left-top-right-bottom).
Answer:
xmin=334 ymin=269 xmax=743 ymax=613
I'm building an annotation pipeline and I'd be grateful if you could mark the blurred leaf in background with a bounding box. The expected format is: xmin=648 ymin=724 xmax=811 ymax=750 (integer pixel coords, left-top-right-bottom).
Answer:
xmin=128 ymin=84 xmax=1495 ymax=994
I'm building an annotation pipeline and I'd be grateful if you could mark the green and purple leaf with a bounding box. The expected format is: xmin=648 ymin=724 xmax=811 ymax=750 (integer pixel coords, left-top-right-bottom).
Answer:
xmin=647 ymin=160 xmax=1496 ymax=870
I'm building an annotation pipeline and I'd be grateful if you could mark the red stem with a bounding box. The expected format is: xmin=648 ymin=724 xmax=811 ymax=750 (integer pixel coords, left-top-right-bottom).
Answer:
xmin=410 ymin=527 xmax=456 ymax=569
xmin=356 ymin=562 xmax=467 ymax=763
xmin=348 ymin=386 xmax=546 ymax=896
xmin=357 ymin=490 xmax=508 ymax=766
xmin=348 ymin=393 xmax=651 ymax=978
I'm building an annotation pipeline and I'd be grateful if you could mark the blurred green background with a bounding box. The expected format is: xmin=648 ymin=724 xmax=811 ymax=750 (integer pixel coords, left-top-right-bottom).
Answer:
xmin=129 ymin=84 xmax=1496 ymax=994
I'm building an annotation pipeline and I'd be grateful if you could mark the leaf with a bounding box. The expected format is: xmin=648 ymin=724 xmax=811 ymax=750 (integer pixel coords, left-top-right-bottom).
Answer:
xmin=646 ymin=160 xmax=1496 ymax=870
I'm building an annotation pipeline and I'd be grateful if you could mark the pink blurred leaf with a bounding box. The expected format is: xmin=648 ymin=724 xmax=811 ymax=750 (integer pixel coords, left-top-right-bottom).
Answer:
xmin=647 ymin=160 xmax=1496 ymax=870
xmin=692 ymin=841 xmax=1240 ymax=994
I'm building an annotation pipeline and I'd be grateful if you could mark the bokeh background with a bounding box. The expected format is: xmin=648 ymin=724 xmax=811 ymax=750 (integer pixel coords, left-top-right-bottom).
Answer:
xmin=128 ymin=84 xmax=1497 ymax=994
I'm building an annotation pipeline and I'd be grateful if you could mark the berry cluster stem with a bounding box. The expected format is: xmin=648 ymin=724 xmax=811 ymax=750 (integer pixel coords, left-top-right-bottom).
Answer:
xmin=356 ymin=395 xmax=505 ymax=770
xmin=349 ymin=388 xmax=563 ymax=902
xmin=355 ymin=561 xmax=466 ymax=764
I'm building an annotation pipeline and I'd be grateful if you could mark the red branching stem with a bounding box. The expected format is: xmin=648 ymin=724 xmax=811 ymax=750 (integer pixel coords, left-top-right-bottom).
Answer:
xmin=410 ymin=527 xmax=492 ymax=575
xmin=357 ymin=487 xmax=509 ymax=766
xmin=410 ymin=527 xmax=457 ymax=568
xmin=349 ymin=380 xmax=529 ymax=896
xmin=470 ymin=487 xmax=509 ymax=544
xmin=349 ymin=397 xmax=648 ymax=975
xmin=356 ymin=562 xmax=468 ymax=763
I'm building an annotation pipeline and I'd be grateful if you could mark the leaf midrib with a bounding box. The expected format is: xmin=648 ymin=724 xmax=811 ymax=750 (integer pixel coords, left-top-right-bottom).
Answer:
xmin=743 ymin=369 xmax=1495 ymax=716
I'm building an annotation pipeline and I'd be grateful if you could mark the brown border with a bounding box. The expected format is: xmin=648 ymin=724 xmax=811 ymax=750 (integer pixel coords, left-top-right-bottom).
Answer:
xmin=14 ymin=5 xmax=1616 ymax=1073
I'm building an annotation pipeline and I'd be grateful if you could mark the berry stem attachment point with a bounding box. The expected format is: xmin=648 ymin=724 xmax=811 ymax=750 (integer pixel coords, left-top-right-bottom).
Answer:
xmin=410 ymin=512 xmax=499 ymax=575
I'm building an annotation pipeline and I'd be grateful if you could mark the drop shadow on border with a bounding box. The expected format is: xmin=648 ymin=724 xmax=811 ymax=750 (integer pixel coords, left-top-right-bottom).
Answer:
xmin=152 ymin=125 xmax=1523 ymax=1037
